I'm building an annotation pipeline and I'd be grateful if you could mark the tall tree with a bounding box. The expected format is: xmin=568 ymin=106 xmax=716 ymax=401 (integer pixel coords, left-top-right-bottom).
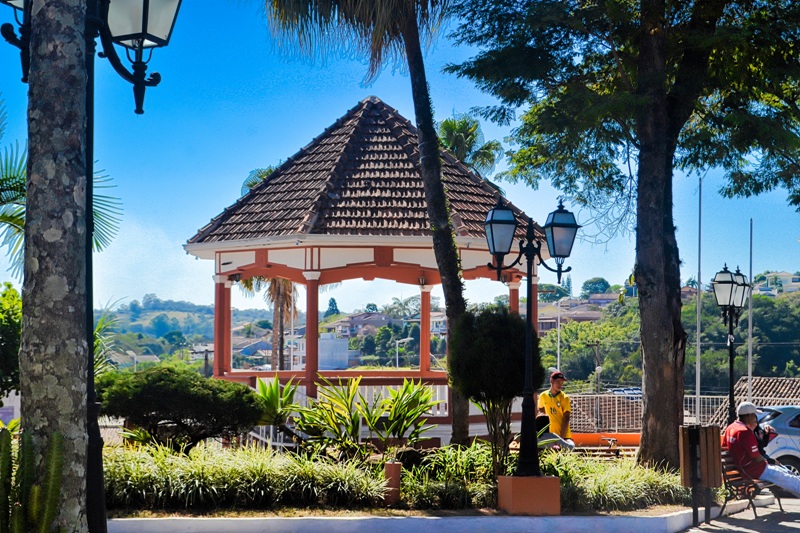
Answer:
xmin=264 ymin=0 xmax=471 ymax=443
xmin=324 ymin=297 xmax=340 ymax=318
xmin=20 ymin=0 xmax=88 ymax=527
xmin=580 ymin=277 xmax=611 ymax=299
xmin=448 ymin=0 xmax=800 ymax=467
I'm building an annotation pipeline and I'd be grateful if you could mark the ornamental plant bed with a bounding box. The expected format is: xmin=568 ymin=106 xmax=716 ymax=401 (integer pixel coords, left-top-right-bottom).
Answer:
xmin=103 ymin=441 xmax=691 ymax=514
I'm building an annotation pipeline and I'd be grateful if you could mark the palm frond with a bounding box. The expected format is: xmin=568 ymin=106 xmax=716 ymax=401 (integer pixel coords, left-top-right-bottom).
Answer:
xmin=0 ymin=97 xmax=7 ymax=142
xmin=0 ymin=204 xmax=24 ymax=278
xmin=94 ymin=308 xmax=120 ymax=378
xmin=240 ymin=167 xmax=275 ymax=197
xmin=266 ymin=1 xmax=450 ymax=83
xmin=0 ymin=142 xmax=26 ymax=205
xmin=91 ymin=171 xmax=123 ymax=252
xmin=0 ymin=158 xmax=123 ymax=277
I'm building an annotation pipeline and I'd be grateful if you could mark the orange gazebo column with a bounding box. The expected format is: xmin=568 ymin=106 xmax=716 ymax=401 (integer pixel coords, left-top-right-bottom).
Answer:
xmin=303 ymin=271 xmax=320 ymax=397
xmin=508 ymin=280 xmax=520 ymax=314
xmin=420 ymin=284 xmax=432 ymax=373
xmin=213 ymin=275 xmax=232 ymax=376
xmin=530 ymin=275 xmax=539 ymax=335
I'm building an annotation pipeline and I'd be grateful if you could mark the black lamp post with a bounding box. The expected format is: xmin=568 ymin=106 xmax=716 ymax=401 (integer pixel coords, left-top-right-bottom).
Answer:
xmin=484 ymin=198 xmax=580 ymax=476
xmin=2 ymin=1 xmax=181 ymax=531
xmin=711 ymin=264 xmax=750 ymax=425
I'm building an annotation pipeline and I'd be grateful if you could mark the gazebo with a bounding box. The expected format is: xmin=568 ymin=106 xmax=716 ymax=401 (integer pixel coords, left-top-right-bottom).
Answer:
xmin=184 ymin=96 xmax=548 ymax=398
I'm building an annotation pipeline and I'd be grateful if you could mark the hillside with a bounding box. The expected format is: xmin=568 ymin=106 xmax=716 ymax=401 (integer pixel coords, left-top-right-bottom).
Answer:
xmin=95 ymin=293 xmax=304 ymax=339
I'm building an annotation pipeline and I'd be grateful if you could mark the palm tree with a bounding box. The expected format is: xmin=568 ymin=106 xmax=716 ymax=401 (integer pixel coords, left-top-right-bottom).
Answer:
xmin=0 ymin=102 xmax=121 ymax=278
xmin=437 ymin=114 xmax=503 ymax=179
xmin=240 ymin=276 xmax=297 ymax=371
xmin=265 ymin=0 xmax=471 ymax=445
xmin=238 ymin=167 xmax=298 ymax=371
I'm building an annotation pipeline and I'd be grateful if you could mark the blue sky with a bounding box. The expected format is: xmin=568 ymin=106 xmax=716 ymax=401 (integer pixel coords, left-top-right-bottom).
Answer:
xmin=1 ymin=1 xmax=798 ymax=315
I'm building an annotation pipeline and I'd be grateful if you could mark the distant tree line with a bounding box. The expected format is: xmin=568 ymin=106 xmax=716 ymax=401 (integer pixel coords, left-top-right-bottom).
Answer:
xmin=540 ymin=291 xmax=800 ymax=395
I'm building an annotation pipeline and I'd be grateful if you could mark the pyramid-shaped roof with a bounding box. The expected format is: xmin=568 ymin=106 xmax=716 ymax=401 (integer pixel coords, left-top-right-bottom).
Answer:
xmin=188 ymin=96 xmax=535 ymax=246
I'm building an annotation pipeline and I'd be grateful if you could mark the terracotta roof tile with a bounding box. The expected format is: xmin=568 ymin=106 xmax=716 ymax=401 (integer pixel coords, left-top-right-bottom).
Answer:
xmin=710 ymin=377 xmax=800 ymax=427
xmin=189 ymin=96 xmax=537 ymax=245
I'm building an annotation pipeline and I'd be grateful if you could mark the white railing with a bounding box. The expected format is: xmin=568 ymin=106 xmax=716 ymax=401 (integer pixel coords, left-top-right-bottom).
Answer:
xmin=252 ymin=389 xmax=800 ymax=449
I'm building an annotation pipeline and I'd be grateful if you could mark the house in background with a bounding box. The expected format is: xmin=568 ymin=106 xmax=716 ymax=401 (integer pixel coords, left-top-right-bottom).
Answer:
xmin=404 ymin=311 xmax=447 ymax=338
xmin=759 ymin=271 xmax=800 ymax=294
xmin=680 ymin=286 xmax=698 ymax=300
xmin=322 ymin=312 xmax=398 ymax=338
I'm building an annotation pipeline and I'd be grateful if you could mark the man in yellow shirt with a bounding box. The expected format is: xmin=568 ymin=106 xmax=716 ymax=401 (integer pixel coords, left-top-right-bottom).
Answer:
xmin=537 ymin=371 xmax=574 ymax=450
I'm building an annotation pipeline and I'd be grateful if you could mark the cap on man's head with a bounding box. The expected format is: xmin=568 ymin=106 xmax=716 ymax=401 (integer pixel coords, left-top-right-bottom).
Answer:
xmin=737 ymin=402 xmax=757 ymax=416
xmin=550 ymin=371 xmax=567 ymax=381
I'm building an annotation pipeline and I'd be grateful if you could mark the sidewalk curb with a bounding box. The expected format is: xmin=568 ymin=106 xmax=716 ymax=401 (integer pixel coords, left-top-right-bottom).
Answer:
xmin=106 ymin=497 xmax=773 ymax=533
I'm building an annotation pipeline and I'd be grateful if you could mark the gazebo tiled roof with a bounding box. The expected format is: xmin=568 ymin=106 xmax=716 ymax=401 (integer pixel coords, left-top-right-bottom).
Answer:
xmin=188 ymin=96 xmax=535 ymax=245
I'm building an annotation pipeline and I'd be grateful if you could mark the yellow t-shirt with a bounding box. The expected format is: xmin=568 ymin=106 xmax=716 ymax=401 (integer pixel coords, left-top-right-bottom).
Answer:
xmin=538 ymin=390 xmax=572 ymax=439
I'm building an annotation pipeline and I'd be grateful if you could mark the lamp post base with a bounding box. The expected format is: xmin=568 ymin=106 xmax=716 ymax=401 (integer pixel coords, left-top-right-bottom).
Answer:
xmin=497 ymin=475 xmax=560 ymax=515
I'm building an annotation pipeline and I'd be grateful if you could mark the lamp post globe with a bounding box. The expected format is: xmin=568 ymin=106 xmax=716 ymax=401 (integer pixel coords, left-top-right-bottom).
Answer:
xmin=484 ymin=200 xmax=518 ymax=280
xmin=712 ymin=265 xmax=750 ymax=424
xmin=542 ymin=199 xmax=581 ymax=262
xmin=106 ymin=0 xmax=182 ymax=49
xmin=0 ymin=0 xmax=23 ymax=10
xmin=712 ymin=265 xmax=736 ymax=308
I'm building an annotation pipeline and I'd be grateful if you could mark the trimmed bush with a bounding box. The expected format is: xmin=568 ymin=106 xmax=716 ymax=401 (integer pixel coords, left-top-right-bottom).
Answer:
xmin=99 ymin=365 xmax=266 ymax=451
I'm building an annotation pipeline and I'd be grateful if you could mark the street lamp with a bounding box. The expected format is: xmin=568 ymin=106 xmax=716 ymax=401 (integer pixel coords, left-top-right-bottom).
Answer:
xmin=711 ymin=264 xmax=750 ymax=425
xmin=484 ymin=198 xmax=580 ymax=476
xmin=2 ymin=1 xmax=181 ymax=531
xmin=395 ymin=337 xmax=414 ymax=368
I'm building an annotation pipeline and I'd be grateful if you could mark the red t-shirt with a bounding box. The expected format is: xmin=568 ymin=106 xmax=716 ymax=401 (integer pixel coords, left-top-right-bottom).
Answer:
xmin=722 ymin=420 xmax=767 ymax=479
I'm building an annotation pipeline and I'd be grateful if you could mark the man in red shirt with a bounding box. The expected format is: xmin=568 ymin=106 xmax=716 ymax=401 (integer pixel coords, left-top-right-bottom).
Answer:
xmin=723 ymin=402 xmax=800 ymax=497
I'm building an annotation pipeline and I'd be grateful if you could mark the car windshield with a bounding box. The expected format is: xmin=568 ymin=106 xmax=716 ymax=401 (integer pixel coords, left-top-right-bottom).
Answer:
xmin=758 ymin=408 xmax=781 ymax=424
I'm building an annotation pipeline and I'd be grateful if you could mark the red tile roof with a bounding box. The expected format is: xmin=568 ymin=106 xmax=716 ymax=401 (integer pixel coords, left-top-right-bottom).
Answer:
xmin=189 ymin=96 xmax=538 ymax=245
xmin=710 ymin=377 xmax=800 ymax=426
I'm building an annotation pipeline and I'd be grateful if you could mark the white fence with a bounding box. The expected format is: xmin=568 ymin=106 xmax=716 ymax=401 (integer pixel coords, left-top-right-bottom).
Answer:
xmin=251 ymin=387 xmax=800 ymax=448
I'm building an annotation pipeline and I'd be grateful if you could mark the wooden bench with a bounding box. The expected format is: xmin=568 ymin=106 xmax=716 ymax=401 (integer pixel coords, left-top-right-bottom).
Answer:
xmin=574 ymin=440 xmax=638 ymax=460
xmin=720 ymin=447 xmax=783 ymax=518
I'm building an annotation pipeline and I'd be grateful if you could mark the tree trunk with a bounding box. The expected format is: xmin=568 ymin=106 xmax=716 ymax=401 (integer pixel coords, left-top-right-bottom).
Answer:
xmin=279 ymin=286 xmax=287 ymax=370
xmin=272 ymin=291 xmax=281 ymax=371
xmin=21 ymin=0 xmax=89 ymax=529
xmin=402 ymin=21 xmax=469 ymax=445
xmin=635 ymin=0 xmax=687 ymax=469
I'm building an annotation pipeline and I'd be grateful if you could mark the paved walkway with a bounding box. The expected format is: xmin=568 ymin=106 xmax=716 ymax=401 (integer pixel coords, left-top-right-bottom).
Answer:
xmin=682 ymin=496 xmax=800 ymax=533
xmin=107 ymin=498 xmax=796 ymax=533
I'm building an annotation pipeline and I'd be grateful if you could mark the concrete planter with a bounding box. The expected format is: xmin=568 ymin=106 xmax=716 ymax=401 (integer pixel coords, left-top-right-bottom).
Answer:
xmin=497 ymin=475 xmax=560 ymax=515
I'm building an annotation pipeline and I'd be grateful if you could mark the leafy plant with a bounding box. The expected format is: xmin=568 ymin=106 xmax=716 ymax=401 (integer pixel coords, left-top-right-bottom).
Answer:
xmin=295 ymin=376 xmax=363 ymax=458
xmin=384 ymin=379 xmax=440 ymax=447
xmin=255 ymin=376 xmax=302 ymax=442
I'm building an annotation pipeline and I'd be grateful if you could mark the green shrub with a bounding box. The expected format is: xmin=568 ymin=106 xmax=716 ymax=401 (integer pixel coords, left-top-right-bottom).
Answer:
xmin=449 ymin=308 xmax=533 ymax=478
xmin=99 ymin=366 xmax=266 ymax=451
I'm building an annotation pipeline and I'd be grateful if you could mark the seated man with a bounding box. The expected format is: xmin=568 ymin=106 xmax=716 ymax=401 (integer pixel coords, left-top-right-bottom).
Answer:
xmin=537 ymin=371 xmax=575 ymax=450
xmin=723 ymin=402 xmax=800 ymax=497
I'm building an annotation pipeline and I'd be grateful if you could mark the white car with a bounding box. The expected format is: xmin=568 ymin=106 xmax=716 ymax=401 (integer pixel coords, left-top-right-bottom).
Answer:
xmin=758 ymin=406 xmax=800 ymax=475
